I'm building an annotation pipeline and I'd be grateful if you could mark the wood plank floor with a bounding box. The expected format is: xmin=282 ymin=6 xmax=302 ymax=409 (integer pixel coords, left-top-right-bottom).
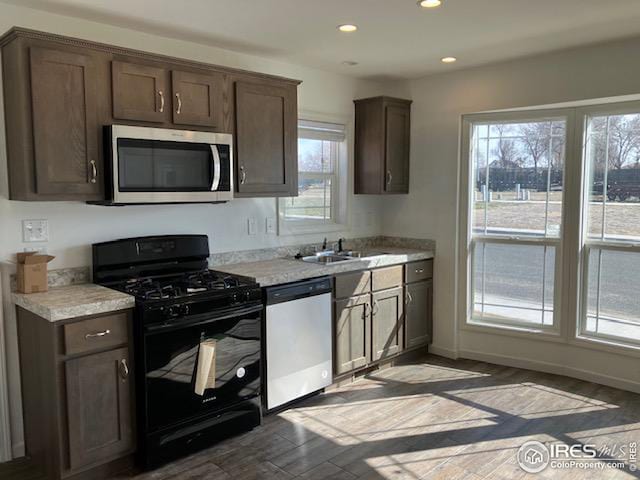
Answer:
xmin=3 ymin=354 xmax=640 ymax=479
xmin=117 ymin=355 xmax=640 ymax=479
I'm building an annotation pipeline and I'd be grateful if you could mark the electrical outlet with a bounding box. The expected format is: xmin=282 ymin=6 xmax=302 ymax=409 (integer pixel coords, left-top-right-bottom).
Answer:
xmin=266 ymin=217 xmax=276 ymax=235
xmin=247 ymin=218 xmax=257 ymax=236
xmin=22 ymin=219 xmax=49 ymax=243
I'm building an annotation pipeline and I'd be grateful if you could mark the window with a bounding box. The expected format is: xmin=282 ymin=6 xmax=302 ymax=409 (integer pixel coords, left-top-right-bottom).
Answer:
xmin=581 ymin=111 xmax=640 ymax=345
xmin=461 ymin=102 xmax=640 ymax=350
xmin=279 ymin=119 xmax=347 ymax=234
xmin=468 ymin=117 xmax=567 ymax=330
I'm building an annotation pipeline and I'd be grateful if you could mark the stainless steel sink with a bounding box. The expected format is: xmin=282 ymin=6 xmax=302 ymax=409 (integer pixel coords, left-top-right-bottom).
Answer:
xmin=301 ymin=254 xmax=355 ymax=264
xmin=299 ymin=250 xmax=388 ymax=264
xmin=340 ymin=250 xmax=388 ymax=258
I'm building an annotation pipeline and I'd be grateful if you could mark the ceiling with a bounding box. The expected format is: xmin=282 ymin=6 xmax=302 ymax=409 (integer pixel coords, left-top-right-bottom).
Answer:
xmin=4 ymin=0 xmax=640 ymax=80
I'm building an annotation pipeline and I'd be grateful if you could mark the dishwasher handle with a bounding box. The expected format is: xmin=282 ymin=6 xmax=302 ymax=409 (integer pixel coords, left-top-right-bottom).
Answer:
xmin=265 ymin=277 xmax=332 ymax=305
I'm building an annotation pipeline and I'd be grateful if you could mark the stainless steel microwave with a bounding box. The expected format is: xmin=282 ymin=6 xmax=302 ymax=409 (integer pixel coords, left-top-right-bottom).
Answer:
xmin=105 ymin=125 xmax=233 ymax=204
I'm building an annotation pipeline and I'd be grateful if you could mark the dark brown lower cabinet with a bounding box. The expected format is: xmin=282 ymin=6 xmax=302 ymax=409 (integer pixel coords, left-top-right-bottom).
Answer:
xmin=405 ymin=280 xmax=433 ymax=349
xmin=17 ymin=307 xmax=135 ymax=480
xmin=334 ymin=295 xmax=371 ymax=375
xmin=371 ymin=287 xmax=404 ymax=361
xmin=65 ymin=347 xmax=134 ymax=470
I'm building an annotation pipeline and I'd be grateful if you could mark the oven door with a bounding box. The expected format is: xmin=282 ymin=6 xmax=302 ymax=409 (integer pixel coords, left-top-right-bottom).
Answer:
xmin=109 ymin=125 xmax=233 ymax=203
xmin=143 ymin=304 xmax=261 ymax=433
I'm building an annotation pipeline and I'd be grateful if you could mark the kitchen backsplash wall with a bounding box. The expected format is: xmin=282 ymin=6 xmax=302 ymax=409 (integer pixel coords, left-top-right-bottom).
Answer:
xmin=0 ymin=2 xmax=408 ymax=271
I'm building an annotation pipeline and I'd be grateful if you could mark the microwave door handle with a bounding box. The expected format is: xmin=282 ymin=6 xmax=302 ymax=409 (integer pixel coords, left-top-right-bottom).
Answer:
xmin=210 ymin=145 xmax=221 ymax=191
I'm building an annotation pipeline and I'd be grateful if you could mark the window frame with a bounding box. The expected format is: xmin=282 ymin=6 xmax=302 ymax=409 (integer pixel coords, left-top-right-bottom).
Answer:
xmin=575 ymin=101 xmax=640 ymax=349
xmin=459 ymin=108 xmax=577 ymax=338
xmin=277 ymin=115 xmax=350 ymax=235
xmin=459 ymin=103 xmax=640 ymax=352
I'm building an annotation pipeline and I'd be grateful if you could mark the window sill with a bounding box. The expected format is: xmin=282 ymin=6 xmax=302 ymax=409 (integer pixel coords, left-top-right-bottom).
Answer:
xmin=278 ymin=221 xmax=349 ymax=237
xmin=461 ymin=319 xmax=563 ymax=342
xmin=570 ymin=335 xmax=640 ymax=358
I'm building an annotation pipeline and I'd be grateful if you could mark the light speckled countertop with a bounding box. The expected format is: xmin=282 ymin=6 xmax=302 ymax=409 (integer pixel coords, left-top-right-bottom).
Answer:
xmin=12 ymin=284 xmax=135 ymax=322
xmin=215 ymin=247 xmax=434 ymax=286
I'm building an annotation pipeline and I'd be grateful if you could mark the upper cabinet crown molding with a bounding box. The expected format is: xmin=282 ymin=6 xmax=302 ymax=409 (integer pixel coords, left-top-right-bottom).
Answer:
xmin=0 ymin=27 xmax=302 ymax=85
xmin=1 ymin=27 xmax=301 ymax=201
xmin=354 ymin=96 xmax=412 ymax=195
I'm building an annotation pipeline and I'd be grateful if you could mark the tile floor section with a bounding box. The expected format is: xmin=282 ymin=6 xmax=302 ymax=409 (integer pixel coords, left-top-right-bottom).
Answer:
xmin=114 ymin=354 xmax=640 ymax=479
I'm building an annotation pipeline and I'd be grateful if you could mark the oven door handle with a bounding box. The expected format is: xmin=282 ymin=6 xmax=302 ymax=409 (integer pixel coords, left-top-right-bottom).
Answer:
xmin=210 ymin=145 xmax=221 ymax=191
xmin=145 ymin=303 xmax=263 ymax=334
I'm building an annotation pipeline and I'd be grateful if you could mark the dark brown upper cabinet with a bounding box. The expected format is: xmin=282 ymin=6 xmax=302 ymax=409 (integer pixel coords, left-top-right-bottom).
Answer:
xmin=112 ymin=61 xmax=167 ymax=122
xmin=1 ymin=41 xmax=103 ymax=201
xmin=171 ymin=70 xmax=223 ymax=127
xmin=354 ymin=96 xmax=412 ymax=194
xmin=234 ymin=80 xmax=298 ymax=197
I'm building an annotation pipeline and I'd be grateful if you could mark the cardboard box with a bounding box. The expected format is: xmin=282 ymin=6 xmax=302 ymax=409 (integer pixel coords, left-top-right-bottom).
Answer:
xmin=16 ymin=252 xmax=55 ymax=294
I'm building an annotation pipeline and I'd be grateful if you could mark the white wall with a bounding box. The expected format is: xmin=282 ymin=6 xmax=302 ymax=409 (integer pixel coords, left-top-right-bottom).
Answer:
xmin=0 ymin=2 xmax=403 ymax=458
xmin=381 ymin=36 xmax=640 ymax=389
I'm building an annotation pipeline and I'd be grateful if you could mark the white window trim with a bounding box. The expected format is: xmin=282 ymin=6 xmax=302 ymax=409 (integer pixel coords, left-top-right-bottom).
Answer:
xmin=457 ymin=102 xmax=640 ymax=354
xmin=459 ymin=109 xmax=574 ymax=336
xmin=277 ymin=112 xmax=351 ymax=236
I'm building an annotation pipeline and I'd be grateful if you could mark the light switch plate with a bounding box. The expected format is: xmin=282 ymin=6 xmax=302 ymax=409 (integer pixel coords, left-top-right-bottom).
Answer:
xmin=266 ymin=217 xmax=276 ymax=235
xmin=22 ymin=219 xmax=49 ymax=243
xmin=247 ymin=218 xmax=257 ymax=236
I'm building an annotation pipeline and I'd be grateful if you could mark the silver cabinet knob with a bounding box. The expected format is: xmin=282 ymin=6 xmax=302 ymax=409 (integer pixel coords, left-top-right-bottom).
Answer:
xmin=120 ymin=358 xmax=129 ymax=380
xmin=158 ymin=90 xmax=165 ymax=113
xmin=386 ymin=170 xmax=393 ymax=185
xmin=85 ymin=329 xmax=109 ymax=339
xmin=90 ymin=159 xmax=97 ymax=184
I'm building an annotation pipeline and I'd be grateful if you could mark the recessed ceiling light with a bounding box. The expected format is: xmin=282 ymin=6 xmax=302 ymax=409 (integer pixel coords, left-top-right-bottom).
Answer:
xmin=342 ymin=61 xmax=359 ymax=66
xmin=441 ymin=56 xmax=457 ymax=63
xmin=418 ymin=0 xmax=442 ymax=8
xmin=337 ymin=24 xmax=358 ymax=33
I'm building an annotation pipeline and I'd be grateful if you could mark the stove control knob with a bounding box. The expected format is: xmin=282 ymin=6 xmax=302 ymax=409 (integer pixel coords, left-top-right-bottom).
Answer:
xmin=231 ymin=293 xmax=238 ymax=304
xmin=236 ymin=367 xmax=246 ymax=378
xmin=244 ymin=291 xmax=252 ymax=301
xmin=180 ymin=304 xmax=190 ymax=316
xmin=166 ymin=305 xmax=180 ymax=318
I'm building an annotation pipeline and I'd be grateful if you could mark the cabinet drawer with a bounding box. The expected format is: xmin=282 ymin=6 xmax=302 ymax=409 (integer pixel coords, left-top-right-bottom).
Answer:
xmin=405 ymin=259 xmax=433 ymax=283
xmin=335 ymin=270 xmax=371 ymax=299
xmin=372 ymin=265 xmax=403 ymax=292
xmin=64 ymin=312 xmax=129 ymax=356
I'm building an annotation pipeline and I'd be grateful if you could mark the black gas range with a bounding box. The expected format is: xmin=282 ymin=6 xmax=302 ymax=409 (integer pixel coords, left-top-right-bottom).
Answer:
xmin=93 ymin=235 xmax=262 ymax=469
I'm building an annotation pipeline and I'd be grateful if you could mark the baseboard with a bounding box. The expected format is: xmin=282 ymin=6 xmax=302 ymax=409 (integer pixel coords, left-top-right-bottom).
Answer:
xmin=459 ymin=349 xmax=640 ymax=395
xmin=11 ymin=441 xmax=24 ymax=459
xmin=428 ymin=344 xmax=458 ymax=359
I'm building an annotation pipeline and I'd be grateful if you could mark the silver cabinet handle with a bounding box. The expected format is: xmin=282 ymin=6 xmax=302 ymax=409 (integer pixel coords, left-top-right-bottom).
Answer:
xmin=372 ymin=300 xmax=379 ymax=316
xmin=85 ymin=329 xmax=110 ymax=339
xmin=386 ymin=170 xmax=393 ymax=185
xmin=240 ymin=165 xmax=247 ymax=185
xmin=406 ymin=291 xmax=413 ymax=304
xmin=158 ymin=90 xmax=165 ymax=113
xmin=416 ymin=269 xmax=424 ymax=274
xmin=90 ymin=159 xmax=97 ymax=184
xmin=119 ymin=358 xmax=129 ymax=380
xmin=175 ymin=92 xmax=182 ymax=114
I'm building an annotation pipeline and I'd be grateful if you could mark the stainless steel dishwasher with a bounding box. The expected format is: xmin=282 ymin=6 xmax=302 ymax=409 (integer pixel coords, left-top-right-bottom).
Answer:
xmin=264 ymin=277 xmax=333 ymax=410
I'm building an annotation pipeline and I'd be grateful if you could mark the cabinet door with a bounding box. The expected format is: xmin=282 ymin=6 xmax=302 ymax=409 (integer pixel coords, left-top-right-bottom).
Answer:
xmin=384 ymin=104 xmax=410 ymax=193
xmin=371 ymin=287 xmax=404 ymax=361
xmin=234 ymin=81 xmax=297 ymax=197
xmin=171 ymin=70 xmax=223 ymax=127
xmin=405 ymin=280 xmax=433 ymax=349
xmin=65 ymin=347 xmax=134 ymax=470
xmin=112 ymin=61 xmax=166 ymax=122
xmin=30 ymin=47 xmax=100 ymax=196
xmin=334 ymin=295 xmax=371 ymax=375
